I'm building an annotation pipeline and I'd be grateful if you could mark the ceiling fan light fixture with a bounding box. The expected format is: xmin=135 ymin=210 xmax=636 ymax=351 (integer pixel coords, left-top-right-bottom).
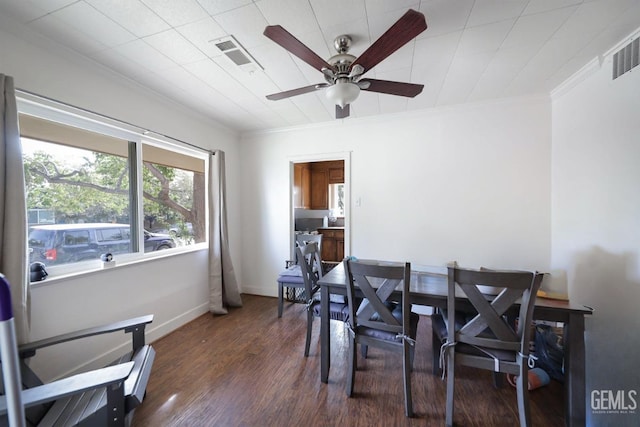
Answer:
xmin=325 ymin=81 xmax=360 ymax=108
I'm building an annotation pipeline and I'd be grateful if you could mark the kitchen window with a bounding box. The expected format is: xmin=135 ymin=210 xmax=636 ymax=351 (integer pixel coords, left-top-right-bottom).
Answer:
xmin=328 ymin=183 xmax=345 ymax=217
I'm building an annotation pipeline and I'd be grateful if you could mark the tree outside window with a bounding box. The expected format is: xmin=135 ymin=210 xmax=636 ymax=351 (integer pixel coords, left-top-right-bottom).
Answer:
xmin=21 ymin=114 xmax=206 ymax=271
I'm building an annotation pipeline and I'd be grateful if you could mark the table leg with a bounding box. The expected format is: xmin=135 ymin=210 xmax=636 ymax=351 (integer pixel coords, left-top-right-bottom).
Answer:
xmin=564 ymin=313 xmax=586 ymax=426
xmin=321 ymin=285 xmax=330 ymax=383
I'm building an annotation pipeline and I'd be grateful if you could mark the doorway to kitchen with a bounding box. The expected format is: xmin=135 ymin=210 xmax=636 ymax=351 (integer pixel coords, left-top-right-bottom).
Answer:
xmin=289 ymin=152 xmax=350 ymax=266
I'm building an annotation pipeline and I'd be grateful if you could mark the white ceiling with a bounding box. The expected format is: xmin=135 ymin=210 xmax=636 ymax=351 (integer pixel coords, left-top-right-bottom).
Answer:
xmin=1 ymin=0 xmax=639 ymax=133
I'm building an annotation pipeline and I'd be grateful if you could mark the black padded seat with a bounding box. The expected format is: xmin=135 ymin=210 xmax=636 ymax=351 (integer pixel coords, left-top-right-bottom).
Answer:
xmin=278 ymin=271 xmax=304 ymax=282
xmin=431 ymin=308 xmax=506 ymax=379
xmin=359 ymin=311 xmax=419 ymax=342
xmin=277 ymin=265 xmax=309 ymax=318
xmin=311 ymin=299 xmax=351 ymax=321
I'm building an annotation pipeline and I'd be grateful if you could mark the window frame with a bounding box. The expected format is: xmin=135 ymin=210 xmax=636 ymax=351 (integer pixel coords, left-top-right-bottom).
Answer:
xmin=18 ymin=92 xmax=209 ymax=282
xmin=328 ymin=182 xmax=345 ymax=218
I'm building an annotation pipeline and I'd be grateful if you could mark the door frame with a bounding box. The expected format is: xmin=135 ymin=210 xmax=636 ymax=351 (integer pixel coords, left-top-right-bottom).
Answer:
xmin=288 ymin=151 xmax=351 ymax=261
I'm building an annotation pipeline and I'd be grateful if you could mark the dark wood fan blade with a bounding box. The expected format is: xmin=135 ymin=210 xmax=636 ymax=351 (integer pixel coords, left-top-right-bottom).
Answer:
xmin=351 ymin=9 xmax=427 ymax=74
xmin=336 ymin=104 xmax=350 ymax=119
xmin=359 ymin=79 xmax=424 ymax=97
xmin=266 ymin=84 xmax=327 ymax=101
xmin=264 ymin=25 xmax=334 ymax=72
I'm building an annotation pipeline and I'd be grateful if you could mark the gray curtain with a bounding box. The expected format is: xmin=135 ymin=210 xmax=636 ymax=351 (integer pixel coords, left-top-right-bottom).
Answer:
xmin=208 ymin=150 xmax=242 ymax=314
xmin=0 ymin=74 xmax=30 ymax=343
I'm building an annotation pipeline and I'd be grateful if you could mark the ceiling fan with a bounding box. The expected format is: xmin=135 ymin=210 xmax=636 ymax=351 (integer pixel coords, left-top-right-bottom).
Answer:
xmin=263 ymin=9 xmax=427 ymax=119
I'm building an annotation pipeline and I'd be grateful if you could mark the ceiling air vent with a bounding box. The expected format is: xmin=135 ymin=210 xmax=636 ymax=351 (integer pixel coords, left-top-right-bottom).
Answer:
xmin=211 ymin=35 xmax=262 ymax=73
xmin=612 ymin=38 xmax=639 ymax=80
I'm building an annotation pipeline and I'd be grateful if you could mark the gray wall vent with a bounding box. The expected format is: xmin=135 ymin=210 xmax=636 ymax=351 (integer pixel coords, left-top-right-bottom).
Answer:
xmin=612 ymin=38 xmax=639 ymax=80
xmin=211 ymin=36 xmax=263 ymax=72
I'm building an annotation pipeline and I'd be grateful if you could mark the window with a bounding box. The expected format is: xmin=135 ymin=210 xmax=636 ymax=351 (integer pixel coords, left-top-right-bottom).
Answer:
xmin=328 ymin=183 xmax=345 ymax=217
xmin=142 ymin=144 xmax=205 ymax=245
xmin=18 ymin=96 xmax=208 ymax=279
xmin=23 ymin=137 xmax=131 ymax=223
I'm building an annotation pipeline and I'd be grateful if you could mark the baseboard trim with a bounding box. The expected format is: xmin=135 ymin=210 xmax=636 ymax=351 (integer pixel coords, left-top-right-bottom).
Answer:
xmin=51 ymin=303 xmax=209 ymax=381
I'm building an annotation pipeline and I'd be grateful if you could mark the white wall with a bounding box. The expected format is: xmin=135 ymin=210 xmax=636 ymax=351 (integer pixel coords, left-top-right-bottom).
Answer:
xmin=240 ymin=96 xmax=552 ymax=296
xmin=552 ymin=55 xmax=640 ymax=426
xmin=0 ymin=17 xmax=242 ymax=380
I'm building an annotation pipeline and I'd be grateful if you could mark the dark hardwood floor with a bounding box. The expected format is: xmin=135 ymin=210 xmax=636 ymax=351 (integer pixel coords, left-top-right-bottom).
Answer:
xmin=132 ymin=294 xmax=565 ymax=426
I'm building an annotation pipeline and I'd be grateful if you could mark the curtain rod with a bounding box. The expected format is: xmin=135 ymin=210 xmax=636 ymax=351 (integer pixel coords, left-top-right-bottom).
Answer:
xmin=16 ymin=88 xmax=215 ymax=156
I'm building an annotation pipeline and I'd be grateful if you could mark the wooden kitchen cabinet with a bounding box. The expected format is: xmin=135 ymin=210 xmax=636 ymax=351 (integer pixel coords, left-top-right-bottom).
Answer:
xmin=317 ymin=227 xmax=344 ymax=262
xmin=328 ymin=162 xmax=344 ymax=183
xmin=297 ymin=160 xmax=345 ymax=210
xmin=310 ymin=166 xmax=329 ymax=209
xmin=309 ymin=160 xmax=344 ymax=210
xmin=293 ymin=162 xmax=310 ymax=209
xmin=336 ymin=233 xmax=344 ymax=260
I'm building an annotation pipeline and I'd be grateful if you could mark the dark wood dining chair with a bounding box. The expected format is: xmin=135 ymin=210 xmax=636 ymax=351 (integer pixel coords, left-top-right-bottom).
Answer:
xmin=276 ymin=234 xmax=323 ymax=317
xmin=293 ymin=242 xmax=349 ymax=357
xmin=441 ymin=263 xmax=543 ymax=427
xmin=344 ymin=260 xmax=419 ymax=417
xmin=296 ymin=233 xmax=322 ymax=253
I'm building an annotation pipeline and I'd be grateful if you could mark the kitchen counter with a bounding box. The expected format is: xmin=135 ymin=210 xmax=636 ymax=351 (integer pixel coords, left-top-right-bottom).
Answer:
xmin=316 ymin=228 xmax=344 ymax=262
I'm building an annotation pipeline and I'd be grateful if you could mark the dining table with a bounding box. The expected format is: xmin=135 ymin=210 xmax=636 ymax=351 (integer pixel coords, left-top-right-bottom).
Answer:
xmin=318 ymin=261 xmax=593 ymax=427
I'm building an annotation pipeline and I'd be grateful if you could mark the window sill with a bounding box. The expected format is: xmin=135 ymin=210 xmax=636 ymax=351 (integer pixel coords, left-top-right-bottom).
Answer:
xmin=30 ymin=243 xmax=207 ymax=288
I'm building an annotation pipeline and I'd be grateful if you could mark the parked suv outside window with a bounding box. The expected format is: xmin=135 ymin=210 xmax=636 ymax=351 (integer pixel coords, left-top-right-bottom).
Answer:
xmin=28 ymin=223 xmax=175 ymax=267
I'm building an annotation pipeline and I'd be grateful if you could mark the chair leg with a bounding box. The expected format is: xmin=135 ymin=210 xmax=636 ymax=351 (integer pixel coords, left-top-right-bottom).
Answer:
xmin=346 ymin=337 xmax=357 ymax=397
xmin=408 ymin=345 xmax=416 ymax=372
xmin=277 ymin=283 xmax=284 ymax=318
xmin=516 ymin=365 xmax=532 ymax=427
xmin=361 ymin=344 xmax=368 ymax=359
xmin=492 ymin=372 xmax=504 ymax=388
xmin=403 ymin=342 xmax=414 ymax=417
xmin=432 ymin=329 xmax=441 ymax=376
xmin=304 ymin=308 xmax=313 ymax=357
xmin=445 ymin=349 xmax=455 ymax=427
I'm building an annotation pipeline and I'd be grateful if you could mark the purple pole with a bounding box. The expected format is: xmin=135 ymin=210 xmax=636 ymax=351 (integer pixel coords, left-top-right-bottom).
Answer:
xmin=0 ymin=274 xmax=26 ymax=426
xmin=0 ymin=274 xmax=13 ymax=319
